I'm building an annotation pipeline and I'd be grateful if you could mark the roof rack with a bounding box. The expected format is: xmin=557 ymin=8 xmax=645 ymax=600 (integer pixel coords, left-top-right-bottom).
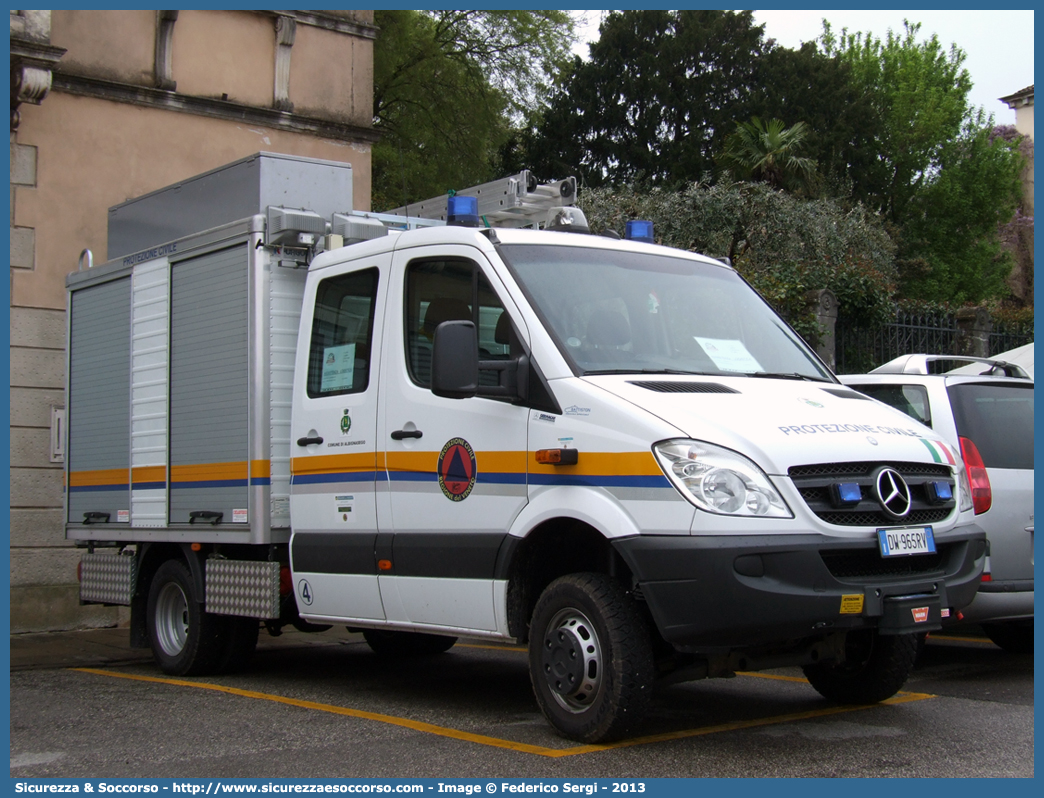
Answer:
xmin=383 ymin=171 xmax=578 ymax=229
xmin=871 ymin=354 xmax=1031 ymax=379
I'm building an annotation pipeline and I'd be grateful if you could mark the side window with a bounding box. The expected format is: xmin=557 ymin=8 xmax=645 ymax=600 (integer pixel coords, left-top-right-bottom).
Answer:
xmin=855 ymin=383 xmax=932 ymax=427
xmin=307 ymin=268 xmax=379 ymax=398
xmin=405 ymin=259 xmax=515 ymax=388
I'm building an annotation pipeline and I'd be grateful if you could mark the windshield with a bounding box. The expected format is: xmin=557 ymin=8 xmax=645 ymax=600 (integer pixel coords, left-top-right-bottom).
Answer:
xmin=499 ymin=243 xmax=833 ymax=380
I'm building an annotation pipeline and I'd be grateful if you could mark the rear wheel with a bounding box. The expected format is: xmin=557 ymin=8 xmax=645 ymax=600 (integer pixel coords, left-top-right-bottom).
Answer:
xmin=803 ymin=629 xmax=918 ymax=704
xmin=982 ymin=621 xmax=1033 ymax=654
xmin=146 ymin=560 xmax=226 ymax=676
xmin=362 ymin=629 xmax=457 ymax=656
xmin=529 ymin=573 xmax=654 ymax=743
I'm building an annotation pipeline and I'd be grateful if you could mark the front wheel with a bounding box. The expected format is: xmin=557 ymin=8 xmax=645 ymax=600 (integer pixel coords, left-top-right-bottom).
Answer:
xmin=147 ymin=559 xmax=227 ymax=676
xmin=529 ymin=573 xmax=654 ymax=743
xmin=803 ymin=629 xmax=918 ymax=704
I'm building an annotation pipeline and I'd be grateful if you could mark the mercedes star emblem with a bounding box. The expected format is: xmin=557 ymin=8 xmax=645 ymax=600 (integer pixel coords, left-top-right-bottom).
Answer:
xmin=874 ymin=467 xmax=912 ymax=519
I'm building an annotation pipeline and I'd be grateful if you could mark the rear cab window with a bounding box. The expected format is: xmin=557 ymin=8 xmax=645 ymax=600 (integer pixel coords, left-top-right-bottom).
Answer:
xmin=947 ymin=382 xmax=1034 ymax=469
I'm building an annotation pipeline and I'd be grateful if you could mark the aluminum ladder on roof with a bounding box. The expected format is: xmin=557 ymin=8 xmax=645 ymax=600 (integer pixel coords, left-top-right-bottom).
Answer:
xmin=383 ymin=171 xmax=578 ymax=229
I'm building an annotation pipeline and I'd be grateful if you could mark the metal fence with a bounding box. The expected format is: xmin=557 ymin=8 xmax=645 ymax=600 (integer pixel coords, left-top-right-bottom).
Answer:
xmin=836 ymin=310 xmax=1032 ymax=374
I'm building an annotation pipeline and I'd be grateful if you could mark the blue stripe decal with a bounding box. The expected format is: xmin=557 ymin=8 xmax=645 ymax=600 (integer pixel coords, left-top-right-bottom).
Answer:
xmin=291 ymin=471 xmax=380 ymax=486
xmin=250 ymin=477 xmax=271 ymax=486
xmin=388 ymin=471 xmax=439 ymax=483
xmin=170 ymin=479 xmax=249 ymax=489
xmin=529 ymin=474 xmax=672 ymax=489
xmin=131 ymin=481 xmax=166 ymax=490
xmin=476 ymin=472 xmax=527 ymax=485
xmin=289 ymin=472 xmax=669 ymax=489
xmin=68 ymin=484 xmax=129 ymax=493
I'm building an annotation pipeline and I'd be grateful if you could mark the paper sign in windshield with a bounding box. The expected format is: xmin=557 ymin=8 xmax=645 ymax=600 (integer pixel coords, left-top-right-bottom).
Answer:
xmin=694 ymin=337 xmax=763 ymax=373
xmin=320 ymin=343 xmax=356 ymax=392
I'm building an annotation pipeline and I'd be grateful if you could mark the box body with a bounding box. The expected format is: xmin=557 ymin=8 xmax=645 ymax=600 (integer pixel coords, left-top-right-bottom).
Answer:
xmin=107 ymin=152 xmax=353 ymax=260
xmin=66 ymin=217 xmax=306 ymax=545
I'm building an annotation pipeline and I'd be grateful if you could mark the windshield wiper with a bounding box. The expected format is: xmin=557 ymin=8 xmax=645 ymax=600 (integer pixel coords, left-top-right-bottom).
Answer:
xmin=748 ymin=371 xmax=832 ymax=383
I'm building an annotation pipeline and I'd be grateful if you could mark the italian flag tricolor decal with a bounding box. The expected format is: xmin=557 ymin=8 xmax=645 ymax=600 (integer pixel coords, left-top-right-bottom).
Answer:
xmin=919 ymin=438 xmax=956 ymax=465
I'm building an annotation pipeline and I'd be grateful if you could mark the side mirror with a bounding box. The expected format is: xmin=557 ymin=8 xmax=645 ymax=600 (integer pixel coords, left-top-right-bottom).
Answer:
xmin=431 ymin=320 xmax=479 ymax=399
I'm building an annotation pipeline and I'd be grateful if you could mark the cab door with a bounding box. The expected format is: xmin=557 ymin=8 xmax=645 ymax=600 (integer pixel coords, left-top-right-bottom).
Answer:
xmin=378 ymin=247 xmax=529 ymax=633
xmin=290 ymin=256 xmax=388 ymax=623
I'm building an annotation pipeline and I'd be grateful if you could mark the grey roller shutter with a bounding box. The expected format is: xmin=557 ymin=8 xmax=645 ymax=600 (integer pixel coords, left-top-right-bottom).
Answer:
xmin=68 ymin=278 xmax=131 ymax=523
xmin=169 ymin=246 xmax=249 ymax=524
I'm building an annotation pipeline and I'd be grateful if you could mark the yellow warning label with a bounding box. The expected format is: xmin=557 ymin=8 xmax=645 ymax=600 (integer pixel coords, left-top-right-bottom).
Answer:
xmin=840 ymin=594 xmax=865 ymax=614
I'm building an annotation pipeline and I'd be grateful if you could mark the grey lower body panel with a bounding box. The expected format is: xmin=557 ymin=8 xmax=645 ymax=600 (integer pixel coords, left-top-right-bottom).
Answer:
xmin=956 ymin=585 xmax=1033 ymax=623
xmin=613 ymin=527 xmax=986 ymax=651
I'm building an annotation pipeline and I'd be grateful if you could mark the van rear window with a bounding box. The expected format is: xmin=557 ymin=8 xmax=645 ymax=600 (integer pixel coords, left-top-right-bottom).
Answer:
xmin=947 ymin=382 xmax=1034 ymax=469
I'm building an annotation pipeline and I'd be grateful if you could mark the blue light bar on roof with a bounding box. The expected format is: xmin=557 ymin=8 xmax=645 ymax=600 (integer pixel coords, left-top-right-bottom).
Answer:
xmin=625 ymin=220 xmax=654 ymax=243
xmin=447 ymin=195 xmax=480 ymax=227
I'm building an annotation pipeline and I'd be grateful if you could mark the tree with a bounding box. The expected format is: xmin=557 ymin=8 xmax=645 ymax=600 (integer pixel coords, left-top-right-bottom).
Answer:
xmin=819 ymin=20 xmax=971 ymax=224
xmin=719 ymin=118 xmax=818 ymax=194
xmin=899 ymin=120 xmax=1025 ymax=303
xmin=751 ymin=42 xmax=880 ymax=197
xmin=517 ymin=10 xmax=768 ymax=187
xmin=819 ymin=20 xmax=1026 ymax=303
xmin=372 ymin=10 xmax=574 ymax=209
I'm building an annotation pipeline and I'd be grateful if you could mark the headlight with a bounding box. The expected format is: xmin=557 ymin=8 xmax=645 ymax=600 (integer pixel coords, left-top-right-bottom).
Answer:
xmin=653 ymin=440 xmax=792 ymax=518
xmin=955 ymin=460 xmax=973 ymax=513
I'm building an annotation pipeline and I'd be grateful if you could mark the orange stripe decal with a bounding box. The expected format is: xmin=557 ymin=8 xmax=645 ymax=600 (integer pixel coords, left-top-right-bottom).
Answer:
xmin=69 ymin=468 xmax=130 ymax=487
xmin=292 ymin=452 xmax=377 ymax=477
xmin=131 ymin=465 xmax=166 ymax=483
xmin=170 ymin=461 xmax=248 ymax=482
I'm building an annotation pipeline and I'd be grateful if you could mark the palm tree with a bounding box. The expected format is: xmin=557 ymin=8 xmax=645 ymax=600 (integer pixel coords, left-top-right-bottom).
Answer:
xmin=720 ymin=117 xmax=818 ymax=193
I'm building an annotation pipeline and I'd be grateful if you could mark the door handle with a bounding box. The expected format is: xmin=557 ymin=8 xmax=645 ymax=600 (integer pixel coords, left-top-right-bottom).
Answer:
xmin=296 ymin=435 xmax=324 ymax=446
xmin=390 ymin=429 xmax=423 ymax=440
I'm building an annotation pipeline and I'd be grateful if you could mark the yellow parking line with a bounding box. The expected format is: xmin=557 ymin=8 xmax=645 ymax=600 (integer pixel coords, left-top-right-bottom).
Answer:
xmin=71 ymin=667 xmax=934 ymax=759
xmin=737 ymin=671 xmax=810 ymax=683
xmin=927 ymin=634 xmax=996 ymax=645
xmin=71 ymin=668 xmax=559 ymax=757
xmin=457 ymin=642 xmax=527 ymax=653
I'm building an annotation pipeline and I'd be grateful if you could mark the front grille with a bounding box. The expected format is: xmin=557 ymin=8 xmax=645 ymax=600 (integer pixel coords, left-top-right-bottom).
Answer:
xmin=789 ymin=460 xmax=955 ymax=527
xmin=821 ymin=545 xmax=950 ymax=579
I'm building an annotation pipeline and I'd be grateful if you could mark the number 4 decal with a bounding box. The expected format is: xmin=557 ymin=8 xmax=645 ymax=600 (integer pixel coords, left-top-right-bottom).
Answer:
xmin=298 ymin=579 xmax=313 ymax=605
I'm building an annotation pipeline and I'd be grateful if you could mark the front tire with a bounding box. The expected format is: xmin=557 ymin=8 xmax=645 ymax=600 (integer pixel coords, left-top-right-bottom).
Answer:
xmin=146 ymin=560 xmax=226 ymax=676
xmin=529 ymin=573 xmax=654 ymax=743
xmin=803 ymin=629 xmax=918 ymax=704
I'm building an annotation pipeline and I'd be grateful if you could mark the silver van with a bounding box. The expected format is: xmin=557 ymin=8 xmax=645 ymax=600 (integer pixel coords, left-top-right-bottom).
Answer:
xmin=842 ymin=354 xmax=1033 ymax=653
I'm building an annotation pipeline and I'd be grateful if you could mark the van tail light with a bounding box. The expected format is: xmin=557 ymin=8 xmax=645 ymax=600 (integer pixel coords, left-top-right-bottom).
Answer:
xmin=959 ymin=436 xmax=992 ymax=514
xmin=279 ymin=564 xmax=293 ymax=596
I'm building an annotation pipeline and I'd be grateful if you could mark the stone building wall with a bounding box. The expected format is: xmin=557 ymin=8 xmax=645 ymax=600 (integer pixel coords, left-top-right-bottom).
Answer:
xmin=9 ymin=9 xmax=377 ymax=632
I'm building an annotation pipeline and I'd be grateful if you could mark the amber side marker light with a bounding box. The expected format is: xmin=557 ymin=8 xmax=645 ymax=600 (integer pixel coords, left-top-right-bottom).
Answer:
xmin=378 ymin=559 xmax=393 ymax=571
xmin=535 ymin=449 xmax=579 ymax=466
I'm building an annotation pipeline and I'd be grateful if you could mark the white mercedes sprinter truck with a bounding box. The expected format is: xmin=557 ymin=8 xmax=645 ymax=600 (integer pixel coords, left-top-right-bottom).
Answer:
xmin=69 ymin=153 xmax=985 ymax=743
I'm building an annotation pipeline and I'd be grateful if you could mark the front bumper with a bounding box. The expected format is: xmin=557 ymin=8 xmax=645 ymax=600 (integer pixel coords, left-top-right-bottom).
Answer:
xmin=613 ymin=526 xmax=986 ymax=652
